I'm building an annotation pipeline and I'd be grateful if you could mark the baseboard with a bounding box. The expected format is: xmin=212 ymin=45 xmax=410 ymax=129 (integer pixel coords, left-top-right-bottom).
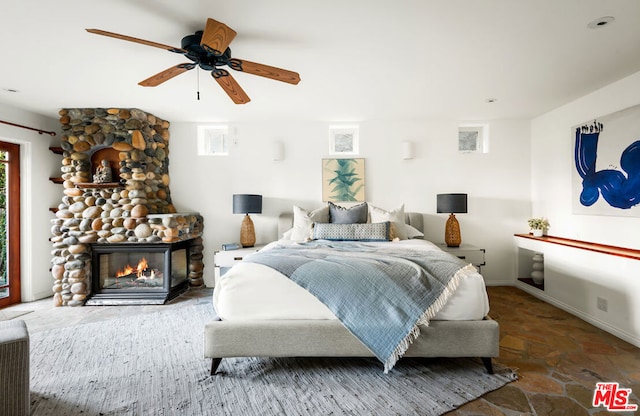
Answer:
xmin=515 ymin=281 xmax=640 ymax=348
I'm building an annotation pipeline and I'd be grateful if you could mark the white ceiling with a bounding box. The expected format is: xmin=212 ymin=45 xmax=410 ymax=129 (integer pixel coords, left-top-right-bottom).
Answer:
xmin=1 ymin=0 xmax=639 ymax=123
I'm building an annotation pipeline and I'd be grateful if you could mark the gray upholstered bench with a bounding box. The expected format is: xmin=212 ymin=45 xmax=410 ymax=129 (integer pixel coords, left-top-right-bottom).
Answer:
xmin=0 ymin=319 xmax=30 ymax=416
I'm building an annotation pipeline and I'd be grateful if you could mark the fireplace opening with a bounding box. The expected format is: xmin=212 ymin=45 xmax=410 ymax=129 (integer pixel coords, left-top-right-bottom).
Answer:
xmin=87 ymin=240 xmax=192 ymax=305
xmin=104 ymin=254 xmax=166 ymax=289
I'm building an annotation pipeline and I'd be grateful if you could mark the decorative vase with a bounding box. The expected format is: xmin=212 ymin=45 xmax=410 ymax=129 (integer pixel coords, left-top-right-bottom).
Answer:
xmin=531 ymin=253 xmax=544 ymax=285
xmin=532 ymin=229 xmax=543 ymax=237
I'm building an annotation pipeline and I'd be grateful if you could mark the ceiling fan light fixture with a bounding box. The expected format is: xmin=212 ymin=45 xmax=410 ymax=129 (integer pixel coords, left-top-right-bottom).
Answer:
xmin=587 ymin=16 xmax=615 ymax=29
xmin=86 ymin=18 xmax=300 ymax=104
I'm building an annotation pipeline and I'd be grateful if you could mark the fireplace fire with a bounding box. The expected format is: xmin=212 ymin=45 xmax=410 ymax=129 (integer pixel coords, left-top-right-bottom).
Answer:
xmin=112 ymin=257 xmax=163 ymax=288
xmin=87 ymin=240 xmax=193 ymax=305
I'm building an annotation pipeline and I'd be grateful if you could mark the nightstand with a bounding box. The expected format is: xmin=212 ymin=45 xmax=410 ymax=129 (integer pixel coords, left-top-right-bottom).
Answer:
xmin=439 ymin=243 xmax=486 ymax=272
xmin=213 ymin=244 xmax=265 ymax=286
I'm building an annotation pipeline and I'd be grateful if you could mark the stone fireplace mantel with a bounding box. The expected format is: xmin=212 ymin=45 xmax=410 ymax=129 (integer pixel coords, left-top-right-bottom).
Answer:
xmin=50 ymin=108 xmax=204 ymax=306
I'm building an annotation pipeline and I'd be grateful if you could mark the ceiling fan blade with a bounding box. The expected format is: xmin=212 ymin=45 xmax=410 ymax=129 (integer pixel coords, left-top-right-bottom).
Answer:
xmin=200 ymin=18 xmax=237 ymax=55
xmin=212 ymin=69 xmax=250 ymax=104
xmin=86 ymin=29 xmax=186 ymax=54
xmin=138 ymin=63 xmax=195 ymax=87
xmin=229 ymin=59 xmax=300 ymax=85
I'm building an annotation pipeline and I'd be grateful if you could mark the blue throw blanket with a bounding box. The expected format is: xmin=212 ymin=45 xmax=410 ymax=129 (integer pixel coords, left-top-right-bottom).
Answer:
xmin=244 ymin=241 xmax=470 ymax=372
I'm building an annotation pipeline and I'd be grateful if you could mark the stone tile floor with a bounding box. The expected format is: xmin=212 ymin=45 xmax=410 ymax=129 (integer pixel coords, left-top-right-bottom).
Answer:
xmin=4 ymin=285 xmax=639 ymax=415
xmin=452 ymin=286 xmax=640 ymax=416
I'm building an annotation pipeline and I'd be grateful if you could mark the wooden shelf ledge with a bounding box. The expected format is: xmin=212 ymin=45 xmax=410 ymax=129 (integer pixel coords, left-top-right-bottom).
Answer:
xmin=515 ymin=233 xmax=640 ymax=261
xmin=75 ymin=182 xmax=122 ymax=189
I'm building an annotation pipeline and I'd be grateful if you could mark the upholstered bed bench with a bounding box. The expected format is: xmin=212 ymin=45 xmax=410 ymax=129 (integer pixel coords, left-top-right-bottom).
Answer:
xmin=205 ymin=316 xmax=499 ymax=375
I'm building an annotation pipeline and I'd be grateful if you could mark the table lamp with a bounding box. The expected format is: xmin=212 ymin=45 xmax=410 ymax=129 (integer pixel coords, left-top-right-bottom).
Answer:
xmin=436 ymin=193 xmax=467 ymax=247
xmin=233 ymin=194 xmax=262 ymax=247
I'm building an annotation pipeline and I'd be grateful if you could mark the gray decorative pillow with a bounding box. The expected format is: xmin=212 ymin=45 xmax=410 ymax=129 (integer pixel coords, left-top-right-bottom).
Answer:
xmin=329 ymin=201 xmax=368 ymax=224
xmin=313 ymin=221 xmax=390 ymax=241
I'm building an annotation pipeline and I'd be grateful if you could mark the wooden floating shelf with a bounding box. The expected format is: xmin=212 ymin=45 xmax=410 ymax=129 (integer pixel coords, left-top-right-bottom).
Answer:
xmin=49 ymin=177 xmax=64 ymax=184
xmin=49 ymin=146 xmax=64 ymax=155
xmin=514 ymin=233 xmax=640 ymax=261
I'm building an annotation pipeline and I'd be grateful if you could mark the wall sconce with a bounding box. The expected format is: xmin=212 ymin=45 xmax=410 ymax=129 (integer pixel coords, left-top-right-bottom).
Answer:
xmin=402 ymin=141 xmax=413 ymax=159
xmin=436 ymin=193 xmax=468 ymax=247
xmin=233 ymin=194 xmax=262 ymax=247
xmin=273 ymin=141 xmax=284 ymax=161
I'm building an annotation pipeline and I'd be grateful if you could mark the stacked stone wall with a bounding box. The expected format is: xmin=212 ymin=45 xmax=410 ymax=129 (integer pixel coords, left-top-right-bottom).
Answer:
xmin=50 ymin=108 xmax=204 ymax=306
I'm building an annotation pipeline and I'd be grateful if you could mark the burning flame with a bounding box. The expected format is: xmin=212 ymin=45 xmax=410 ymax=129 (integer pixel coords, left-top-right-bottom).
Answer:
xmin=115 ymin=257 xmax=156 ymax=280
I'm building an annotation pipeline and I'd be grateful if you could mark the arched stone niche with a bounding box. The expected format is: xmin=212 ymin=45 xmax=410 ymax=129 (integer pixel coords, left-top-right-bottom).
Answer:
xmin=90 ymin=147 xmax=121 ymax=184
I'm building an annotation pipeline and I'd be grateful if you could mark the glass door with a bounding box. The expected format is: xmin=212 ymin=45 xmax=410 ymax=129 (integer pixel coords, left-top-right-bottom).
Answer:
xmin=0 ymin=141 xmax=20 ymax=307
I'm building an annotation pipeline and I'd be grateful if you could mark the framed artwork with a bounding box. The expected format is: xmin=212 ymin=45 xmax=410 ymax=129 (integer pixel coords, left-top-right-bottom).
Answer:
xmin=572 ymin=104 xmax=640 ymax=217
xmin=329 ymin=125 xmax=359 ymax=155
xmin=197 ymin=125 xmax=228 ymax=156
xmin=322 ymin=158 xmax=365 ymax=202
xmin=458 ymin=124 xmax=487 ymax=153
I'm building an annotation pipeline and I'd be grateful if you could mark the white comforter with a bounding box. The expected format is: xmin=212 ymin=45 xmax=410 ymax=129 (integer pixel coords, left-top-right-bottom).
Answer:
xmin=213 ymin=239 xmax=490 ymax=321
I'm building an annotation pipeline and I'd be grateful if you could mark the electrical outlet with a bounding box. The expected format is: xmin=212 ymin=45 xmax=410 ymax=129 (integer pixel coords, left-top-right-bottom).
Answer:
xmin=597 ymin=297 xmax=608 ymax=312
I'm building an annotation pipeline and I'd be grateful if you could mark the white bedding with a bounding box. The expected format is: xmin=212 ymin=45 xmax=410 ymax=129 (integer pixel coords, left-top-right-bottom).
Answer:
xmin=213 ymin=239 xmax=490 ymax=321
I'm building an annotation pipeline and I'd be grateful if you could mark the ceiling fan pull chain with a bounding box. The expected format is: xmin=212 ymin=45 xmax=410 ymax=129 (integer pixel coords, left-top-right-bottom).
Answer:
xmin=197 ymin=68 xmax=200 ymax=100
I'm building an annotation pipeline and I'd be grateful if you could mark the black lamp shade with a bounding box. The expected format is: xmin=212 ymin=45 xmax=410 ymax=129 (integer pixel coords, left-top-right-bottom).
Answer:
xmin=437 ymin=193 xmax=468 ymax=214
xmin=233 ymin=194 xmax=262 ymax=214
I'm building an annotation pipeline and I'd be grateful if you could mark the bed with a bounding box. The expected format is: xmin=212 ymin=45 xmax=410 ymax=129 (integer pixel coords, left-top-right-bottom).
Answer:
xmin=205 ymin=204 xmax=499 ymax=375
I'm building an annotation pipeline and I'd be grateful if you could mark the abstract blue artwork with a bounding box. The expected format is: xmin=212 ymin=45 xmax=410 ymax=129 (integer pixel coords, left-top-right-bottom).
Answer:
xmin=572 ymin=105 xmax=640 ymax=216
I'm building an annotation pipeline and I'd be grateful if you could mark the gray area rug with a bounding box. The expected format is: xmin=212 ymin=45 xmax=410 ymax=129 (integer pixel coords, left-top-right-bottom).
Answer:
xmin=30 ymin=304 xmax=516 ymax=415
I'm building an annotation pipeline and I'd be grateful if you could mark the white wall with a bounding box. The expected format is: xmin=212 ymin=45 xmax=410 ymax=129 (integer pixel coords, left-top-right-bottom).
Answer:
xmin=0 ymin=103 xmax=59 ymax=302
xmin=531 ymin=70 xmax=640 ymax=248
xmin=0 ymin=105 xmax=533 ymax=302
xmin=169 ymin=118 xmax=531 ymax=287
xmin=530 ymin=69 xmax=640 ymax=346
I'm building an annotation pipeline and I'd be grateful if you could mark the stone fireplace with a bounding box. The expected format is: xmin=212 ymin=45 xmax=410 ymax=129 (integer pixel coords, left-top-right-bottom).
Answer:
xmin=50 ymin=108 xmax=204 ymax=306
xmin=87 ymin=239 xmax=193 ymax=305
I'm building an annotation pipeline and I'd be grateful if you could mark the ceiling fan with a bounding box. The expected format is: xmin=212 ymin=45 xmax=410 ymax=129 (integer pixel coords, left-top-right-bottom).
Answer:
xmin=86 ymin=18 xmax=300 ymax=104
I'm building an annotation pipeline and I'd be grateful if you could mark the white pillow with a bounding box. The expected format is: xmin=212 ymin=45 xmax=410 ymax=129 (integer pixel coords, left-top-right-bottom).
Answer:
xmin=282 ymin=228 xmax=293 ymax=240
xmin=405 ymin=224 xmax=424 ymax=239
xmin=369 ymin=204 xmax=407 ymax=240
xmin=288 ymin=205 xmax=329 ymax=242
